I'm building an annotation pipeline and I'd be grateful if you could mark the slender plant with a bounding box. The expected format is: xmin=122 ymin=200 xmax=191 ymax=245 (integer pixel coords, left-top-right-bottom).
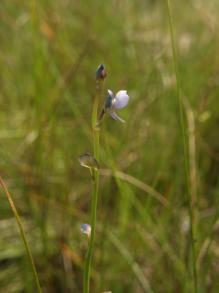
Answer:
xmin=79 ymin=64 xmax=129 ymax=293
xmin=165 ymin=1 xmax=198 ymax=292
xmin=0 ymin=176 xmax=42 ymax=293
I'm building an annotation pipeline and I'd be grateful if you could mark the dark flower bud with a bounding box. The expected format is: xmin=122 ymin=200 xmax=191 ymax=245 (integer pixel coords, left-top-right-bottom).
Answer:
xmin=96 ymin=64 xmax=107 ymax=80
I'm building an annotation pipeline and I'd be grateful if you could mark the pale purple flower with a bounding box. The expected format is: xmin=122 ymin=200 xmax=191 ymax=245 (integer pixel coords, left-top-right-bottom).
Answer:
xmin=98 ymin=89 xmax=130 ymax=124
xmin=80 ymin=223 xmax=91 ymax=237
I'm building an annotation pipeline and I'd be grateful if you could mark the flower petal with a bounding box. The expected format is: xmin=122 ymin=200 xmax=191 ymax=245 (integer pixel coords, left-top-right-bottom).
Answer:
xmin=105 ymin=90 xmax=114 ymax=109
xmin=107 ymin=89 xmax=114 ymax=98
xmin=114 ymin=90 xmax=129 ymax=109
xmin=80 ymin=223 xmax=91 ymax=237
xmin=109 ymin=111 xmax=126 ymax=123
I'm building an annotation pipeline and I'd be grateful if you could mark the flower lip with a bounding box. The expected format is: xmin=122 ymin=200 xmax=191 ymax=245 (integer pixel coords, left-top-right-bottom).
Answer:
xmin=110 ymin=111 xmax=125 ymax=123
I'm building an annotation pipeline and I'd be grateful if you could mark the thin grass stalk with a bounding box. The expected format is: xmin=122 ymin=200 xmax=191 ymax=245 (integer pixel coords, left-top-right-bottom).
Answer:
xmin=165 ymin=1 xmax=198 ymax=292
xmin=0 ymin=176 xmax=42 ymax=293
xmin=183 ymin=97 xmax=198 ymax=232
xmin=100 ymin=169 xmax=168 ymax=207
xmin=83 ymin=82 xmax=103 ymax=293
xmin=109 ymin=232 xmax=153 ymax=293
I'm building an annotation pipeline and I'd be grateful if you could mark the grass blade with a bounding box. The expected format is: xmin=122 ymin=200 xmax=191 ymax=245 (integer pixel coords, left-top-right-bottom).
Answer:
xmin=0 ymin=176 xmax=42 ymax=293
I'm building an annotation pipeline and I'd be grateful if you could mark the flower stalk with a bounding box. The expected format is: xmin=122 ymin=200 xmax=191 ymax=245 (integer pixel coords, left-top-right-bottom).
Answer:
xmin=83 ymin=75 xmax=104 ymax=293
xmin=81 ymin=64 xmax=129 ymax=293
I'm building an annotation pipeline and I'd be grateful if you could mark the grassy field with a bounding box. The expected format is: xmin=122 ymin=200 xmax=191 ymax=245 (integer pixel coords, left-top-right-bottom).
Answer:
xmin=0 ymin=0 xmax=219 ymax=292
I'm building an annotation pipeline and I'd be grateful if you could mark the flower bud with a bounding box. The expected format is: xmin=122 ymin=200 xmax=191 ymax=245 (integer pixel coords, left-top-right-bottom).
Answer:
xmin=96 ymin=64 xmax=107 ymax=80
xmin=78 ymin=153 xmax=99 ymax=170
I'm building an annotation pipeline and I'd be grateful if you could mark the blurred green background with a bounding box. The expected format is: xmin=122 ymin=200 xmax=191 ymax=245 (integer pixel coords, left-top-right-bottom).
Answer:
xmin=0 ymin=0 xmax=219 ymax=292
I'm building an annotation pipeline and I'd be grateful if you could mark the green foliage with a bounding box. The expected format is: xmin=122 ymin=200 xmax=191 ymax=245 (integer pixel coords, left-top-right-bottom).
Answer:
xmin=0 ymin=0 xmax=219 ymax=292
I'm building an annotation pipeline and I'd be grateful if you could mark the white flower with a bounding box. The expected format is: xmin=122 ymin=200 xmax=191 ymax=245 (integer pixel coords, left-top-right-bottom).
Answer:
xmin=98 ymin=89 xmax=130 ymax=124
xmin=80 ymin=223 xmax=91 ymax=237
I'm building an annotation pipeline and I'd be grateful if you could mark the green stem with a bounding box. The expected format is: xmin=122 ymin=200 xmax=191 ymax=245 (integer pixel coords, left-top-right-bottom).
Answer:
xmin=165 ymin=1 xmax=198 ymax=292
xmin=83 ymin=82 xmax=102 ymax=293
xmin=0 ymin=176 xmax=42 ymax=293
